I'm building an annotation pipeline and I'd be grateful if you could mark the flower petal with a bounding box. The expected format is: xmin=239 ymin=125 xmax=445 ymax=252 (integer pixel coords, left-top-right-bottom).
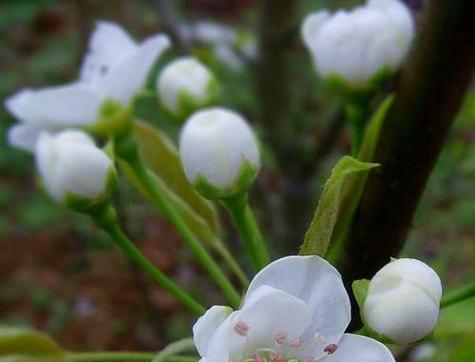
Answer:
xmin=301 ymin=11 xmax=331 ymax=51
xmin=205 ymin=285 xmax=311 ymax=362
xmin=7 ymin=124 xmax=43 ymax=152
xmin=5 ymin=83 xmax=102 ymax=128
xmin=193 ymin=305 xmax=232 ymax=357
xmin=322 ymin=334 xmax=395 ymax=362
xmin=244 ymin=256 xmax=351 ymax=358
xmin=79 ymin=21 xmax=138 ymax=83
xmin=97 ymin=34 xmax=171 ymax=104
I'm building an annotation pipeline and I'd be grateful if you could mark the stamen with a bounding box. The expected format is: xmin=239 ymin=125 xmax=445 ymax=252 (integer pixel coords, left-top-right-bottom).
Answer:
xmin=305 ymin=357 xmax=315 ymax=362
xmin=251 ymin=352 xmax=264 ymax=362
xmin=274 ymin=331 xmax=287 ymax=344
xmin=290 ymin=337 xmax=302 ymax=348
xmin=270 ymin=351 xmax=284 ymax=362
xmin=314 ymin=333 xmax=327 ymax=345
xmin=324 ymin=344 xmax=338 ymax=354
xmin=234 ymin=321 xmax=250 ymax=336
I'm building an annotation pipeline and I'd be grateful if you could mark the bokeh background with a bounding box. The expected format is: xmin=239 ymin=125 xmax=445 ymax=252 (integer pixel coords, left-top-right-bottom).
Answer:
xmin=0 ymin=0 xmax=474 ymax=360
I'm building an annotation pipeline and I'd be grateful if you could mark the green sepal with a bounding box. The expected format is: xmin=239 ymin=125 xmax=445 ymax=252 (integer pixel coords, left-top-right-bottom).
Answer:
xmin=64 ymin=168 xmax=119 ymax=214
xmin=193 ymin=158 xmax=260 ymax=200
xmin=170 ymin=75 xmax=222 ymax=122
xmin=325 ymin=66 xmax=392 ymax=99
xmin=88 ymin=99 xmax=132 ymax=138
xmin=352 ymin=279 xmax=370 ymax=312
xmin=299 ymin=156 xmax=379 ymax=257
xmin=0 ymin=326 xmax=65 ymax=362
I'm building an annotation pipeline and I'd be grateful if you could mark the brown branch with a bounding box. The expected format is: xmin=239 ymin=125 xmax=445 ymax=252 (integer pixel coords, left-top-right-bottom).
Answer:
xmin=340 ymin=0 xmax=475 ymax=326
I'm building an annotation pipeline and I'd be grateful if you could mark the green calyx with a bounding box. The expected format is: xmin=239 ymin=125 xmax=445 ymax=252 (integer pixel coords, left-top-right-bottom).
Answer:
xmin=325 ymin=66 xmax=392 ymax=100
xmin=89 ymin=99 xmax=132 ymax=138
xmin=193 ymin=158 xmax=260 ymax=200
xmin=171 ymin=76 xmax=222 ymax=121
xmin=64 ymin=168 xmax=119 ymax=214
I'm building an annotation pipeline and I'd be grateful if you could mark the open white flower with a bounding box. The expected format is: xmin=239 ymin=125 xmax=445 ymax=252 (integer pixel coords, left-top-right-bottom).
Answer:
xmin=5 ymin=21 xmax=170 ymax=152
xmin=179 ymin=107 xmax=260 ymax=199
xmin=363 ymin=258 xmax=442 ymax=344
xmin=301 ymin=0 xmax=415 ymax=90
xmin=36 ymin=130 xmax=116 ymax=207
xmin=157 ymin=57 xmax=219 ymax=118
xmin=193 ymin=256 xmax=395 ymax=362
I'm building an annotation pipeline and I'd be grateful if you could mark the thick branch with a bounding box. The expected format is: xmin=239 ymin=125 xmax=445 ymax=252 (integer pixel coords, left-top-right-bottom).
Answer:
xmin=342 ymin=0 xmax=475 ymax=285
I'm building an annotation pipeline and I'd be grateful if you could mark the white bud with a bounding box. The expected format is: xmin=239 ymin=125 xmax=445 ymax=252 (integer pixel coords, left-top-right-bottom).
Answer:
xmin=157 ymin=57 xmax=220 ymax=118
xmin=301 ymin=0 xmax=415 ymax=90
xmin=179 ymin=107 xmax=260 ymax=199
xmin=363 ymin=258 xmax=442 ymax=344
xmin=35 ymin=130 xmax=117 ymax=208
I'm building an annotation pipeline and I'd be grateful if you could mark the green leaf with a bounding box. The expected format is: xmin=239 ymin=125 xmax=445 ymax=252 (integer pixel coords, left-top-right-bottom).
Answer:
xmin=352 ymin=279 xmax=370 ymax=311
xmin=326 ymin=95 xmax=394 ymax=262
xmin=120 ymin=120 xmax=220 ymax=242
xmin=299 ymin=156 xmax=379 ymax=256
xmin=0 ymin=327 xmax=64 ymax=362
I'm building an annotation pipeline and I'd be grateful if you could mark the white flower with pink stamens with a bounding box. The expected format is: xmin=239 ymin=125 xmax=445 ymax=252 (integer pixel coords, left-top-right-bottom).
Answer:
xmin=193 ymin=256 xmax=395 ymax=362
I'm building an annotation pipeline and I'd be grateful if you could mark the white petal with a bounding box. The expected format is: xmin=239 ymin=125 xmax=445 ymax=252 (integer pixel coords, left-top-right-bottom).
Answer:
xmin=7 ymin=124 xmax=43 ymax=152
xmin=244 ymin=256 xmax=351 ymax=358
xmin=301 ymin=11 xmax=331 ymax=51
xmin=79 ymin=21 xmax=138 ymax=83
xmin=193 ymin=305 xmax=232 ymax=357
xmin=97 ymin=34 xmax=171 ymax=104
xmin=323 ymin=334 xmax=394 ymax=362
xmin=5 ymin=83 xmax=102 ymax=128
xmin=205 ymin=285 xmax=311 ymax=362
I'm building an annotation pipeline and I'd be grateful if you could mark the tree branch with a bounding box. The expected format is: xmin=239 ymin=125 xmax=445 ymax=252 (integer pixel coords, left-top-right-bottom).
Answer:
xmin=341 ymin=0 xmax=475 ymax=319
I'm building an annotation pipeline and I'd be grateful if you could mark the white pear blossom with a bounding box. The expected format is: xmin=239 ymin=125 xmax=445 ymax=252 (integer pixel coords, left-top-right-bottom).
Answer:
xmin=157 ymin=57 xmax=219 ymax=118
xmin=5 ymin=21 xmax=170 ymax=152
xmin=301 ymin=0 xmax=415 ymax=90
xmin=36 ymin=130 xmax=116 ymax=206
xmin=179 ymin=107 xmax=260 ymax=199
xmin=363 ymin=258 xmax=442 ymax=344
xmin=194 ymin=255 xmax=395 ymax=362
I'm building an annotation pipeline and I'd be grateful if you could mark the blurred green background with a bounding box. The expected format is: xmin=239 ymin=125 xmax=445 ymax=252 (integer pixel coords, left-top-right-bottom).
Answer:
xmin=0 ymin=0 xmax=473 ymax=360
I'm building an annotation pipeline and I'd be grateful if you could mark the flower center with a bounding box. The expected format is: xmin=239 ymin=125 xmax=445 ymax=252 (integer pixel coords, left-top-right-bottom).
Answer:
xmin=233 ymin=323 xmax=338 ymax=362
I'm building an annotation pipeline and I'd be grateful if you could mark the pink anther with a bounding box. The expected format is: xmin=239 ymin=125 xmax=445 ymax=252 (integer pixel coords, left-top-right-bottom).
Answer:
xmin=233 ymin=321 xmax=250 ymax=336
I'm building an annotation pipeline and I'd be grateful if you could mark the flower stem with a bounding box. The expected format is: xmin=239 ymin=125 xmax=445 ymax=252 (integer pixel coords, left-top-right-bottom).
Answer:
xmin=211 ymin=237 xmax=250 ymax=287
xmin=123 ymin=149 xmax=242 ymax=307
xmin=152 ymin=338 xmax=195 ymax=362
xmin=92 ymin=205 xmax=205 ymax=315
xmin=66 ymin=352 xmax=197 ymax=362
xmin=346 ymin=101 xmax=369 ymax=156
xmin=441 ymin=281 xmax=475 ymax=308
xmin=223 ymin=194 xmax=270 ymax=271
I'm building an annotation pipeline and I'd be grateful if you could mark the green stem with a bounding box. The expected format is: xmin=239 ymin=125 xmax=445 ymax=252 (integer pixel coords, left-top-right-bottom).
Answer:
xmin=123 ymin=149 xmax=241 ymax=307
xmin=92 ymin=206 xmax=205 ymax=315
xmin=346 ymin=101 xmax=369 ymax=156
xmin=211 ymin=237 xmax=250 ymax=287
xmin=223 ymin=194 xmax=270 ymax=271
xmin=66 ymin=352 xmax=197 ymax=362
xmin=152 ymin=338 xmax=195 ymax=362
xmin=66 ymin=352 xmax=155 ymax=362
xmin=441 ymin=282 xmax=475 ymax=308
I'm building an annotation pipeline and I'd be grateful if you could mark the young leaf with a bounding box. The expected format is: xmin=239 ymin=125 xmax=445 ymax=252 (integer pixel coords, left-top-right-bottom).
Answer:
xmin=326 ymin=95 xmax=394 ymax=262
xmin=0 ymin=327 xmax=64 ymax=362
xmin=299 ymin=156 xmax=379 ymax=256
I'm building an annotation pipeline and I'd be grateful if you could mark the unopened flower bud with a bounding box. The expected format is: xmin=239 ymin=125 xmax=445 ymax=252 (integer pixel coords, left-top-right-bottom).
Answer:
xmin=179 ymin=107 xmax=260 ymax=199
xmin=157 ymin=57 xmax=220 ymax=119
xmin=36 ymin=130 xmax=117 ymax=210
xmin=363 ymin=258 xmax=442 ymax=344
xmin=301 ymin=0 xmax=415 ymax=91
